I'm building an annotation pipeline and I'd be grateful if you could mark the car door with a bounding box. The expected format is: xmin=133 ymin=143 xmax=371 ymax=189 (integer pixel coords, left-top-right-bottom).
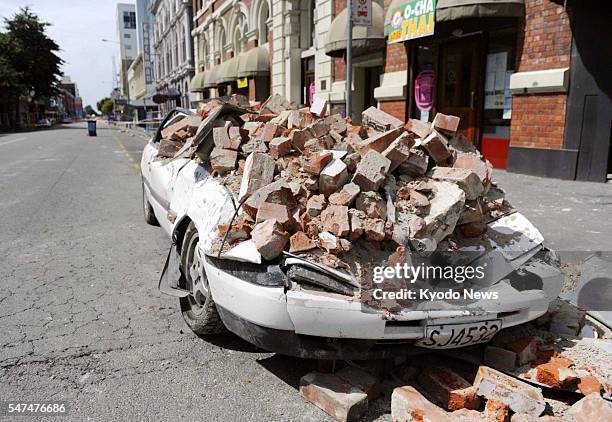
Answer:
xmin=142 ymin=108 xmax=194 ymax=235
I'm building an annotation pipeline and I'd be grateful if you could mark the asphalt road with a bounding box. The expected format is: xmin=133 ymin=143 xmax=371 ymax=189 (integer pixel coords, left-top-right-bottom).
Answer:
xmin=0 ymin=123 xmax=329 ymax=422
xmin=1 ymin=123 xmax=610 ymax=422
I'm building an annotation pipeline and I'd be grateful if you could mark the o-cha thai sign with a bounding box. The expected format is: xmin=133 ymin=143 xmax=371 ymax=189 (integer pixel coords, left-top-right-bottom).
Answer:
xmin=388 ymin=0 xmax=436 ymax=44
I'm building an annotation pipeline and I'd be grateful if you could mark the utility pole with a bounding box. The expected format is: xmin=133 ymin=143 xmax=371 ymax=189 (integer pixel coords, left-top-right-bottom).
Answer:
xmin=346 ymin=0 xmax=353 ymax=121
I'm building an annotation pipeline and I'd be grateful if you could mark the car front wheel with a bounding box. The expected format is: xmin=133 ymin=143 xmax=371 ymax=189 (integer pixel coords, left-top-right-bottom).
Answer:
xmin=179 ymin=222 xmax=225 ymax=335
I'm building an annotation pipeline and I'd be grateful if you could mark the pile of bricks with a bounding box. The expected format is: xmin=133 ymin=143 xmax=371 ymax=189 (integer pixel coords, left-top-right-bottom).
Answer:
xmin=159 ymin=94 xmax=511 ymax=267
xmin=299 ymin=356 xmax=612 ymax=422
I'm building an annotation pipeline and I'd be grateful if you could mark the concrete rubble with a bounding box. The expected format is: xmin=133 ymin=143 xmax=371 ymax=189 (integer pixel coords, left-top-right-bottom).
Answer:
xmin=155 ymin=94 xmax=506 ymax=268
xmin=155 ymin=98 xmax=611 ymax=422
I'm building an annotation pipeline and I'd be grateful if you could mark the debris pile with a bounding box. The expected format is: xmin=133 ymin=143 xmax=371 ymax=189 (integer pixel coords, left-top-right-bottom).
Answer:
xmin=154 ymin=94 xmax=512 ymax=269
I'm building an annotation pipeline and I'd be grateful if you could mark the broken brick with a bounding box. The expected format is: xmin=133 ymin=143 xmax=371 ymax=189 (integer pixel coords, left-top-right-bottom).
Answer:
xmin=578 ymin=376 xmax=602 ymax=396
xmin=417 ymin=366 xmax=480 ymax=411
xmin=535 ymin=357 xmax=577 ymax=389
xmin=453 ymin=152 xmax=493 ymax=190
xmin=351 ymin=150 xmax=391 ymax=192
xmin=382 ymin=132 xmax=415 ymax=171
xmin=320 ymin=205 xmax=350 ymax=237
xmin=217 ymin=219 xmax=252 ymax=244
xmin=343 ymin=152 xmax=361 ymax=173
xmin=256 ymin=202 xmax=294 ymax=226
xmin=329 ymin=183 xmax=360 ymax=206
xmin=410 ymin=189 xmax=430 ymax=208
xmin=209 ymin=147 xmax=238 ymax=174
xmin=325 ymin=114 xmax=347 ymax=135
xmin=213 ymin=126 xmax=238 ymax=150
xmin=251 ymin=219 xmax=289 ymax=260
xmin=473 ymin=366 xmax=546 ymax=417
xmin=318 ymin=231 xmax=340 ymax=252
xmin=260 ymin=93 xmax=291 ymax=114
xmin=243 ymin=179 xmax=294 ymax=220
xmin=310 ymin=97 xmax=328 ymax=117
xmin=306 ymin=194 xmax=326 ymax=217
xmin=433 ymin=113 xmax=461 ymax=134
xmin=308 ymin=120 xmax=331 ymax=138
xmin=239 ymin=152 xmax=275 ymax=200
xmin=258 ymin=123 xmax=284 ymax=142
xmin=405 ymin=118 xmax=432 ymax=139
xmin=269 ymin=137 xmax=292 ymax=159
xmin=422 ymin=130 xmax=452 ymax=164
xmin=485 ymin=399 xmax=510 ymax=422
xmin=362 ymin=106 xmax=404 ymax=132
xmin=391 ymin=386 xmax=448 ymax=422
xmin=288 ymin=109 xmax=315 ymax=129
xmin=299 ymin=372 xmax=368 ymax=422
xmin=289 ymin=231 xmax=316 ymax=253
xmin=303 ymin=151 xmax=333 ymax=175
xmin=397 ymin=149 xmax=429 ymax=176
xmin=429 ymin=167 xmax=485 ymax=201
xmin=355 ymin=191 xmax=386 ymax=219
xmin=362 ymin=127 xmax=404 ymax=154
xmin=364 ymin=218 xmax=385 ymax=242
xmin=568 ymin=393 xmax=612 ymax=422
xmin=228 ymin=126 xmax=248 ymax=146
xmin=241 ymin=138 xmax=268 ymax=155
xmin=348 ymin=209 xmax=365 ymax=241
xmin=319 ymin=158 xmax=349 ymax=197
xmin=160 ymin=115 xmax=201 ymax=139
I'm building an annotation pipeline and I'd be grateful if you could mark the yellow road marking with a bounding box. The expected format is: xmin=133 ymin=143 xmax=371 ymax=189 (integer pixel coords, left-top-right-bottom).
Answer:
xmin=114 ymin=136 xmax=141 ymax=174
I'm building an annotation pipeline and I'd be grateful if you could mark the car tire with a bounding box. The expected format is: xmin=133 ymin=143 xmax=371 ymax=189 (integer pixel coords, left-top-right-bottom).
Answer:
xmin=142 ymin=182 xmax=159 ymax=226
xmin=179 ymin=222 xmax=225 ymax=335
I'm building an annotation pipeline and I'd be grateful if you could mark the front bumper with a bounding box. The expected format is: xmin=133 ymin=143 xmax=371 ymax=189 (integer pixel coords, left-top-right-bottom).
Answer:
xmin=204 ymin=248 xmax=564 ymax=359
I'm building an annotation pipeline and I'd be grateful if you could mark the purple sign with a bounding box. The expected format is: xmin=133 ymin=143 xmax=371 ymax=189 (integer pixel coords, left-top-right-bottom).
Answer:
xmin=415 ymin=70 xmax=434 ymax=112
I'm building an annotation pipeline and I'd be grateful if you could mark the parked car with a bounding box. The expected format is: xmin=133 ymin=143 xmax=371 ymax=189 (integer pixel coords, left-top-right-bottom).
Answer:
xmin=141 ymin=107 xmax=564 ymax=359
xmin=62 ymin=117 xmax=74 ymax=124
xmin=36 ymin=118 xmax=52 ymax=128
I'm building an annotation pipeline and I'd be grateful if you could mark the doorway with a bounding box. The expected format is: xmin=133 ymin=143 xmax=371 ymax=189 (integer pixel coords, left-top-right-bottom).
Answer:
xmin=436 ymin=36 xmax=483 ymax=143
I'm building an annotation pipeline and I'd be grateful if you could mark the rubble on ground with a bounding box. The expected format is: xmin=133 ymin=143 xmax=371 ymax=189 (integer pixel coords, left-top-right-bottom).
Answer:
xmin=154 ymin=96 xmax=612 ymax=422
xmin=155 ymin=94 xmax=514 ymax=275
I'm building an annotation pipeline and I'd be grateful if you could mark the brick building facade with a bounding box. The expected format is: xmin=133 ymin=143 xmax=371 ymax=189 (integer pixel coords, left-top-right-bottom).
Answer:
xmin=183 ymin=0 xmax=610 ymax=181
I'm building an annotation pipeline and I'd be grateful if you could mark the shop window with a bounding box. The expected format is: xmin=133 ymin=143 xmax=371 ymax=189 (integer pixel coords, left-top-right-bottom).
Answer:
xmin=482 ymin=29 xmax=517 ymax=140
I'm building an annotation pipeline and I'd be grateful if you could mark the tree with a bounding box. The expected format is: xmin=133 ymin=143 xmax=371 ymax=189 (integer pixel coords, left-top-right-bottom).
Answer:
xmin=97 ymin=98 xmax=114 ymax=116
xmin=0 ymin=7 xmax=63 ymax=130
xmin=96 ymin=97 xmax=111 ymax=113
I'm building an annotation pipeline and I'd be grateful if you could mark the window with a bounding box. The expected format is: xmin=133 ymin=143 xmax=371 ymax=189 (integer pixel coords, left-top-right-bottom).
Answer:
xmin=125 ymin=45 xmax=132 ymax=50
xmin=258 ymin=2 xmax=270 ymax=45
xmin=123 ymin=11 xmax=136 ymax=29
xmin=124 ymin=34 xmax=131 ymax=38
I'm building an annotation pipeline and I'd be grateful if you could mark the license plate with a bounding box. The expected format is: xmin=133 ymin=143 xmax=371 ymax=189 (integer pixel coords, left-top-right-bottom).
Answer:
xmin=416 ymin=320 xmax=502 ymax=349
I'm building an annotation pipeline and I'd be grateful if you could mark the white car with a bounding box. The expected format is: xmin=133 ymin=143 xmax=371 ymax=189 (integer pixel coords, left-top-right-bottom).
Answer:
xmin=141 ymin=107 xmax=563 ymax=359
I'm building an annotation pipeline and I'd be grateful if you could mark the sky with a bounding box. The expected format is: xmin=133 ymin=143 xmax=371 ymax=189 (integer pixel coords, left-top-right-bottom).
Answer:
xmin=0 ymin=0 xmax=129 ymax=110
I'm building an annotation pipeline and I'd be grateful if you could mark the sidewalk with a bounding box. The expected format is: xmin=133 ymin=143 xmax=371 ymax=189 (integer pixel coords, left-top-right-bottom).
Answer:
xmin=494 ymin=170 xmax=612 ymax=251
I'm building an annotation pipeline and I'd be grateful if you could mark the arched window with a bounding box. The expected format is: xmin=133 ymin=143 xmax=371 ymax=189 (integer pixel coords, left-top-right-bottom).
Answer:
xmin=218 ymin=27 xmax=227 ymax=62
xmin=258 ymin=1 xmax=270 ymax=45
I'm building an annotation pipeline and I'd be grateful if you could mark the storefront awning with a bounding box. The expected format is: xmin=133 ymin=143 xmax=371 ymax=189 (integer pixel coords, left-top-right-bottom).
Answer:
xmin=437 ymin=0 xmax=524 ymax=21
xmin=216 ymin=57 xmax=239 ymax=84
xmin=189 ymin=71 xmax=206 ymax=92
xmin=385 ymin=0 xmax=524 ymax=31
xmin=203 ymin=67 xmax=218 ymax=88
xmin=325 ymin=3 xmax=386 ymax=57
xmin=237 ymin=46 xmax=270 ymax=78
xmin=152 ymin=87 xmax=181 ymax=104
